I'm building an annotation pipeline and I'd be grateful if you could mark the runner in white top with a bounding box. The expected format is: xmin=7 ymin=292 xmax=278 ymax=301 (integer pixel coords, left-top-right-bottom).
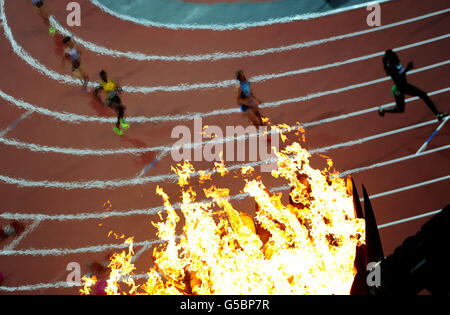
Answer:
xmin=62 ymin=36 xmax=90 ymax=89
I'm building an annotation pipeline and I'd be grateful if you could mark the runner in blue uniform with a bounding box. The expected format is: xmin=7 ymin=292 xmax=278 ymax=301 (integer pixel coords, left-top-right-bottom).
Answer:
xmin=236 ymin=70 xmax=265 ymax=127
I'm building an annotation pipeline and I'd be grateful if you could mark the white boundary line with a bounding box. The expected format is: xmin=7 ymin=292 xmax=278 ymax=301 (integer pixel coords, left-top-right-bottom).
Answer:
xmin=2 ymin=0 xmax=448 ymax=93
xmin=48 ymin=10 xmax=450 ymax=62
xmin=0 ymin=144 xmax=448 ymax=223
xmin=87 ymin=0 xmax=394 ymax=31
xmin=0 ymin=118 xmax=443 ymax=190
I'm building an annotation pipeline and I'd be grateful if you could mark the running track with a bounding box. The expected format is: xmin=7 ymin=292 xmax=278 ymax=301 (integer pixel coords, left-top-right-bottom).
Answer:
xmin=0 ymin=0 xmax=448 ymax=294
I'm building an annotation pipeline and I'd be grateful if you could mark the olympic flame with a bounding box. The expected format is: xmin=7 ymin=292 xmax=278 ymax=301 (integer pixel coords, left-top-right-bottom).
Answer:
xmin=81 ymin=132 xmax=365 ymax=295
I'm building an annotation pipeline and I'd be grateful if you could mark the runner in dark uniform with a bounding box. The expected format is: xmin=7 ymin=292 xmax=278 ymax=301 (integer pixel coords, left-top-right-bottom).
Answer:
xmin=379 ymin=50 xmax=448 ymax=121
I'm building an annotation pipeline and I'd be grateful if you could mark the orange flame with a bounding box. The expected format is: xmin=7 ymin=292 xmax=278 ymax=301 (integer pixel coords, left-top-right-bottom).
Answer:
xmin=82 ymin=133 xmax=365 ymax=295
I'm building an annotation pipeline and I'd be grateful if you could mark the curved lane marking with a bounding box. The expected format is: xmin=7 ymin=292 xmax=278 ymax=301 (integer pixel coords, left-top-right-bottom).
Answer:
xmin=1 ymin=0 xmax=448 ymax=93
xmin=48 ymin=4 xmax=449 ymax=62
xmin=88 ymin=0 xmax=393 ymax=31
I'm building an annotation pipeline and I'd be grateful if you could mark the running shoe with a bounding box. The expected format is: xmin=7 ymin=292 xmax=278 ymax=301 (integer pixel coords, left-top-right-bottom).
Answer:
xmin=120 ymin=118 xmax=130 ymax=130
xmin=48 ymin=26 xmax=56 ymax=36
xmin=437 ymin=112 xmax=448 ymax=121
xmin=113 ymin=126 xmax=123 ymax=136
xmin=378 ymin=107 xmax=385 ymax=117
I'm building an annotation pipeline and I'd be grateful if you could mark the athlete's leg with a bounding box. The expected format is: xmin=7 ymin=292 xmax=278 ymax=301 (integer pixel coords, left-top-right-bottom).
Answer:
xmin=246 ymin=109 xmax=264 ymax=127
xmin=112 ymin=101 xmax=129 ymax=130
xmin=382 ymin=91 xmax=406 ymax=114
xmin=35 ymin=1 xmax=50 ymax=26
xmin=73 ymin=68 xmax=89 ymax=87
xmin=404 ymin=83 xmax=439 ymax=116
xmin=253 ymin=109 xmax=265 ymax=126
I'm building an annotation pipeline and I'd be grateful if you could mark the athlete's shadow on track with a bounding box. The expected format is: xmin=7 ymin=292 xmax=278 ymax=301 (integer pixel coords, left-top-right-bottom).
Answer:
xmin=52 ymin=33 xmax=65 ymax=57
xmin=88 ymin=94 xmax=115 ymax=117
xmin=87 ymin=97 xmax=157 ymax=168
xmin=120 ymin=135 xmax=157 ymax=169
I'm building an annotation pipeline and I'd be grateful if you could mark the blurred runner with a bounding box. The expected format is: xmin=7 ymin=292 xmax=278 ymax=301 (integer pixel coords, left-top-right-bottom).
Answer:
xmin=379 ymin=50 xmax=448 ymax=121
xmin=30 ymin=0 xmax=55 ymax=34
xmin=62 ymin=36 xmax=90 ymax=89
xmin=236 ymin=70 xmax=271 ymax=142
xmin=94 ymin=70 xmax=130 ymax=136
xmin=236 ymin=70 xmax=267 ymax=127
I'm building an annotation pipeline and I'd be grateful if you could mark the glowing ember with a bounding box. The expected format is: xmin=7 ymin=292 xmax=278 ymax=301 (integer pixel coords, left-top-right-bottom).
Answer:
xmin=81 ymin=132 xmax=365 ymax=295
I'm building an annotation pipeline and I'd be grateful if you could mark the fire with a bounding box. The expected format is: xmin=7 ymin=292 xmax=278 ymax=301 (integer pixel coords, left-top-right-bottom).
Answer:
xmin=81 ymin=132 xmax=365 ymax=295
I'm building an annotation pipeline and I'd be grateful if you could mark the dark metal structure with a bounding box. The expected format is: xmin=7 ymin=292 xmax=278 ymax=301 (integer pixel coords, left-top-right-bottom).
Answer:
xmin=349 ymin=177 xmax=449 ymax=295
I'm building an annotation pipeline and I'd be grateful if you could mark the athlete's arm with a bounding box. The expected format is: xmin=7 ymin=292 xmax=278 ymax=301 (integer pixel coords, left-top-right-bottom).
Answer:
xmin=405 ymin=61 xmax=414 ymax=73
xmin=93 ymin=86 xmax=103 ymax=98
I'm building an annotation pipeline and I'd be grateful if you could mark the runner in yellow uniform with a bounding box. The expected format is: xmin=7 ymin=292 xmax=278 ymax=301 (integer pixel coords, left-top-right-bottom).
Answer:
xmin=94 ymin=71 xmax=130 ymax=136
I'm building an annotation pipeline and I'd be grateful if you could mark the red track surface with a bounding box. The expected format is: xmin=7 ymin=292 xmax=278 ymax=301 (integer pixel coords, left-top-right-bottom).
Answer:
xmin=0 ymin=0 xmax=448 ymax=294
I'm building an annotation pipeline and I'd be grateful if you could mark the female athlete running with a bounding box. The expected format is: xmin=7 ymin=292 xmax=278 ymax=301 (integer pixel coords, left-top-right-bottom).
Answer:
xmin=379 ymin=50 xmax=447 ymax=121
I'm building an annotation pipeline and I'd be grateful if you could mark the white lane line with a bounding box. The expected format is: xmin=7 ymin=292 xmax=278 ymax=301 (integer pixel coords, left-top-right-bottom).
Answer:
xmin=0 ymin=59 xmax=447 ymax=126
xmin=0 ymin=203 xmax=441 ymax=293
xmin=365 ymin=175 xmax=450 ymax=201
xmin=2 ymin=220 xmax=41 ymax=251
xmin=88 ymin=0 xmax=395 ymax=30
xmin=1 ymin=87 xmax=448 ymax=158
xmin=378 ymin=209 xmax=442 ymax=229
xmin=0 ymin=0 xmax=75 ymax=86
xmin=2 ymin=0 xmax=448 ymax=93
xmin=0 ymin=117 xmax=443 ymax=190
xmin=0 ymin=136 xmax=167 ymax=156
xmin=0 ymin=195 xmax=444 ymax=258
xmin=339 ymin=144 xmax=450 ymax=177
xmin=0 ymin=281 xmax=80 ymax=292
xmin=0 ymin=239 xmax=163 ymax=257
xmin=0 ymin=143 xmax=448 ymax=223
xmin=48 ymin=10 xmax=449 ymax=62
xmin=310 ymin=119 xmax=438 ymax=154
